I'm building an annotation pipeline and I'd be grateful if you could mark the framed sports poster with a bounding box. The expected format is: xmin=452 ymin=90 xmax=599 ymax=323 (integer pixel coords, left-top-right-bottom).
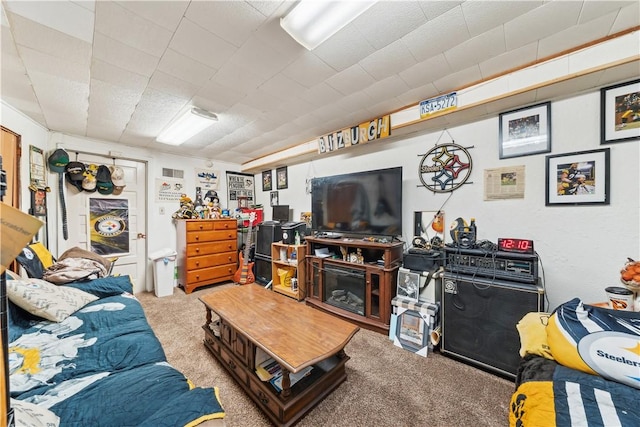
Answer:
xmin=226 ymin=171 xmax=255 ymax=208
xmin=600 ymin=78 xmax=640 ymax=144
xmin=89 ymin=198 xmax=129 ymax=256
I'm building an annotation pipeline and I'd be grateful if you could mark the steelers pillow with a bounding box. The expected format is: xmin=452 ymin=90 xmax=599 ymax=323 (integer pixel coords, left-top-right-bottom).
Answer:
xmin=546 ymin=298 xmax=640 ymax=389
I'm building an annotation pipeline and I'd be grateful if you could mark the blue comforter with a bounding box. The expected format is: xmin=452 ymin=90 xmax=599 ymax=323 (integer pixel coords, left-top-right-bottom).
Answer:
xmin=9 ymin=275 xmax=224 ymax=426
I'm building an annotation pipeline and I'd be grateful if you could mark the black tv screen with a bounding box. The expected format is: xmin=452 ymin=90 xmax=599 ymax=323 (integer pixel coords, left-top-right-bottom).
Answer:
xmin=272 ymin=205 xmax=290 ymax=222
xmin=311 ymin=167 xmax=402 ymax=237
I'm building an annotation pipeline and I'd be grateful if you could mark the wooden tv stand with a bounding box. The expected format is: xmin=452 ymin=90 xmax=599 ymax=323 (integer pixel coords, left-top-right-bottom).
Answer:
xmin=200 ymin=286 xmax=359 ymax=427
xmin=305 ymin=236 xmax=403 ymax=334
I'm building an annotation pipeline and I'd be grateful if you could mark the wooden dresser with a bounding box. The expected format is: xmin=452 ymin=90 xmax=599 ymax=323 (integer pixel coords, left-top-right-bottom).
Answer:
xmin=176 ymin=219 xmax=238 ymax=293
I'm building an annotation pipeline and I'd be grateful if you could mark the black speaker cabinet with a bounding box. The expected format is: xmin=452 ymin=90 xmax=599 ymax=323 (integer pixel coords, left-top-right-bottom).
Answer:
xmin=254 ymin=254 xmax=272 ymax=285
xmin=255 ymin=222 xmax=282 ymax=258
xmin=441 ymin=273 xmax=544 ymax=379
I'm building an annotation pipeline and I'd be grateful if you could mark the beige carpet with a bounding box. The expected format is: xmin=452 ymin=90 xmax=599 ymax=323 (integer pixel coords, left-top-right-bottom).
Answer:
xmin=137 ymin=283 xmax=515 ymax=427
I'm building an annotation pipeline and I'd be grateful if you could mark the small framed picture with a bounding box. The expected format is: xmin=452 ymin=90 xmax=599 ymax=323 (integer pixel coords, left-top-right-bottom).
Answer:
xmin=499 ymin=102 xmax=551 ymax=159
xmin=397 ymin=267 xmax=419 ymax=302
xmin=545 ymin=148 xmax=610 ymax=206
xmin=600 ymin=78 xmax=640 ymax=144
xmin=270 ymin=191 xmax=279 ymax=207
xmin=395 ymin=309 xmax=429 ymax=353
xmin=262 ymin=170 xmax=272 ymax=191
xmin=276 ymin=166 xmax=288 ymax=190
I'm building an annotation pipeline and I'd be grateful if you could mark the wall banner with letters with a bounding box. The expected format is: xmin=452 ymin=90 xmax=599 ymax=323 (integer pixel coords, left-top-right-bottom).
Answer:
xmin=317 ymin=115 xmax=391 ymax=154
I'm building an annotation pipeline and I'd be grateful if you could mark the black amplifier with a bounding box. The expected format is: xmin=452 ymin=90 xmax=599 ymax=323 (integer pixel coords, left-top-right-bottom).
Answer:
xmin=444 ymin=247 xmax=538 ymax=283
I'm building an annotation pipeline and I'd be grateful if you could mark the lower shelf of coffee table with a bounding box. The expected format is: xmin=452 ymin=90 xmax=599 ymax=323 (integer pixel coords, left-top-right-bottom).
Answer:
xmin=202 ymin=325 xmax=348 ymax=427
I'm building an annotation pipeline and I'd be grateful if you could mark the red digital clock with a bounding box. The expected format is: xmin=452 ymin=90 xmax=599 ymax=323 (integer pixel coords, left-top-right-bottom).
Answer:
xmin=498 ymin=238 xmax=534 ymax=254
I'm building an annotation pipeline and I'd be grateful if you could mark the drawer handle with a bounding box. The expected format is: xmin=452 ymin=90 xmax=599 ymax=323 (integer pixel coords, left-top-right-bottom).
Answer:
xmin=199 ymin=225 xmax=204 ymax=230
xmin=195 ymin=248 xmax=200 ymax=253
xmin=227 ymin=359 xmax=236 ymax=370
xmin=195 ymin=235 xmax=200 ymax=240
xmin=196 ymin=275 xmax=200 ymax=280
xmin=258 ymin=391 xmax=269 ymax=405
xmin=195 ymin=261 xmax=200 ymax=266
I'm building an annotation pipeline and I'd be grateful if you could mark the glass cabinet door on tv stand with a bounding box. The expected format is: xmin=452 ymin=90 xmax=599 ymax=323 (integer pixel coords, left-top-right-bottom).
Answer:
xmin=305 ymin=236 xmax=403 ymax=334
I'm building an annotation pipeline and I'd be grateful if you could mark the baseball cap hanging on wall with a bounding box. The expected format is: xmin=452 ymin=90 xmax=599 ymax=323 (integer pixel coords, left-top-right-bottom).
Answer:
xmin=48 ymin=148 xmax=70 ymax=240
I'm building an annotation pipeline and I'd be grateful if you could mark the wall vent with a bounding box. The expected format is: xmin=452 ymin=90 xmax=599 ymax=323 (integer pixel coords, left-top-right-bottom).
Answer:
xmin=162 ymin=168 xmax=184 ymax=178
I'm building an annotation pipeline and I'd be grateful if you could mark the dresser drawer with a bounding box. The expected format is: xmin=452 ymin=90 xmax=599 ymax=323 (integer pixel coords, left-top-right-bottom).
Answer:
xmin=187 ymin=229 xmax=237 ymax=243
xmin=219 ymin=345 xmax=249 ymax=385
xmin=214 ymin=220 xmax=237 ymax=230
xmin=187 ymin=252 xmax=237 ymax=270
xmin=186 ymin=241 xmax=237 ymax=257
xmin=186 ymin=221 xmax=215 ymax=231
xmin=187 ymin=264 xmax=235 ymax=283
xmin=248 ymin=375 xmax=281 ymax=417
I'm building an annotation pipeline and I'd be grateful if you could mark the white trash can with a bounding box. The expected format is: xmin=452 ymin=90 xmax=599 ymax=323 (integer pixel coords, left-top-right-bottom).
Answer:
xmin=149 ymin=248 xmax=177 ymax=297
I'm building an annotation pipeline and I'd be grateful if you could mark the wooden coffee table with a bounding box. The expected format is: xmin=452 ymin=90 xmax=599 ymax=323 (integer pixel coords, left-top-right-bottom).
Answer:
xmin=200 ymin=285 xmax=359 ymax=427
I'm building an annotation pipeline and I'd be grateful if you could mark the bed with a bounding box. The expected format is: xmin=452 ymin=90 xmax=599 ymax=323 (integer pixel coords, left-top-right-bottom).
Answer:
xmin=7 ymin=274 xmax=225 ymax=426
xmin=509 ymin=298 xmax=640 ymax=427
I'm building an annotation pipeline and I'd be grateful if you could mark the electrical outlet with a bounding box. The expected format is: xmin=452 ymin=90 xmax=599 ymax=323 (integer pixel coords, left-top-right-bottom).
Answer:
xmin=159 ymin=207 xmax=165 ymax=215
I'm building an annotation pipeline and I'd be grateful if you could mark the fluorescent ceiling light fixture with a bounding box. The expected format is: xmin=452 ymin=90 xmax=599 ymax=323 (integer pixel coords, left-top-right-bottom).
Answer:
xmin=280 ymin=0 xmax=377 ymax=50
xmin=156 ymin=107 xmax=218 ymax=145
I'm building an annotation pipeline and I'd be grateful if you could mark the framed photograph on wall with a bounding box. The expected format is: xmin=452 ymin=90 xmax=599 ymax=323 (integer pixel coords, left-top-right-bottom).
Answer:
xmin=276 ymin=166 xmax=288 ymax=190
xmin=499 ymin=102 xmax=551 ymax=159
xmin=262 ymin=170 xmax=272 ymax=191
xmin=270 ymin=191 xmax=279 ymax=207
xmin=600 ymin=78 xmax=640 ymax=144
xmin=545 ymin=148 xmax=610 ymax=206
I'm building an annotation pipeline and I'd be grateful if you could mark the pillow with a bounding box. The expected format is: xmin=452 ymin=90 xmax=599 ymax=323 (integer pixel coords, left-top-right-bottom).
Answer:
xmin=516 ymin=311 xmax=554 ymax=359
xmin=547 ymin=298 xmax=640 ymax=389
xmin=7 ymin=278 xmax=98 ymax=322
xmin=11 ymin=398 xmax=60 ymax=427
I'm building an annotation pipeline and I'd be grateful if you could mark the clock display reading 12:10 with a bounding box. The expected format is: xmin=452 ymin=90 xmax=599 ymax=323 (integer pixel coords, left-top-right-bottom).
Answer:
xmin=497 ymin=238 xmax=534 ymax=254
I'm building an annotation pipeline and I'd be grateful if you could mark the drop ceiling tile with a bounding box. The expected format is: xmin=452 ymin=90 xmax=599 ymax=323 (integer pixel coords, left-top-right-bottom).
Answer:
xmin=395 ymin=83 xmax=439 ymax=106
xmin=325 ymin=64 xmax=376 ymax=96
xmin=44 ymin=111 xmax=86 ymax=135
xmin=246 ymin=1 xmax=285 ymax=17
xmin=354 ymin=1 xmax=426 ymax=49
xmin=432 ymin=64 xmax=482 ymax=94
xmin=461 ymin=1 xmax=542 ymax=37
xmin=359 ymin=40 xmax=417 ymax=81
xmin=403 ymin=6 xmax=470 ymax=62
xmin=196 ymin=80 xmax=246 ymax=109
xmin=364 ymin=75 xmax=411 ymax=101
xmin=312 ymin=24 xmax=375 ymax=72
xmin=18 ymin=46 xmax=88 ymax=83
xmin=504 ymin=1 xmax=582 ymax=50
xmin=478 ymin=42 xmax=538 ymax=80
xmin=28 ymin=70 xmax=89 ymax=115
xmin=241 ymin=88 xmax=286 ymax=114
xmin=282 ymin=52 xmax=335 ymax=88
xmin=93 ymin=32 xmax=160 ymax=77
xmin=7 ymin=13 xmax=91 ymax=63
xmin=86 ymin=120 xmax=124 ymax=142
xmin=278 ymin=97 xmax=316 ymax=116
xmin=157 ymin=49 xmax=217 ymax=87
xmin=538 ymin=11 xmax=617 ymax=59
xmin=230 ymin=35 xmax=296 ymax=80
xmin=610 ymin=2 xmax=640 ymax=33
xmin=4 ymin=0 xmax=94 ymax=42
xmin=95 ymin=1 xmax=173 ymax=57
xmin=333 ymin=91 xmax=376 ymax=115
xmin=91 ymin=58 xmax=148 ymax=91
xmin=211 ymin=61 xmax=267 ymax=95
xmin=253 ymin=18 xmax=306 ymax=57
xmin=148 ymin=71 xmax=200 ymax=100
xmin=88 ymin=79 xmax=139 ymax=121
xmin=444 ymin=27 xmax=505 ymax=72
xmin=115 ymin=0 xmax=187 ymax=31
xmin=299 ymin=83 xmax=342 ymax=107
xmin=170 ymin=17 xmax=237 ymax=70
xmin=399 ymin=53 xmax=451 ymax=89
xmin=185 ymin=0 xmax=267 ymax=47
xmin=579 ymin=1 xmax=632 ymax=24
xmin=259 ymin=73 xmax=307 ymax=99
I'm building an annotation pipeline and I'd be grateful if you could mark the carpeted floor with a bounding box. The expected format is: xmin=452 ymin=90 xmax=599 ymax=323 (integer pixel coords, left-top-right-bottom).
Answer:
xmin=137 ymin=283 xmax=515 ymax=427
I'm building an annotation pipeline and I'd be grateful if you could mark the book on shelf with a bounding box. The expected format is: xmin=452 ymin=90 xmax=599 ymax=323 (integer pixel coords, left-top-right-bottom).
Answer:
xmin=269 ymin=366 xmax=314 ymax=392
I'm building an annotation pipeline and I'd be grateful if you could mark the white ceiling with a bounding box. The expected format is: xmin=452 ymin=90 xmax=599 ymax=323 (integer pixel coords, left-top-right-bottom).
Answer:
xmin=1 ymin=0 xmax=639 ymax=168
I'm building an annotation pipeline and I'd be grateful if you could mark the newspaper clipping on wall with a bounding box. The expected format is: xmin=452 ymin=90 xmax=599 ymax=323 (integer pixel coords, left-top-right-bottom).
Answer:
xmin=484 ymin=165 xmax=525 ymax=200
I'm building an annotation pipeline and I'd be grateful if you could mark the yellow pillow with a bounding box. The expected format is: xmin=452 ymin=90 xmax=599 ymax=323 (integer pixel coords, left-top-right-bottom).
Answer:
xmin=516 ymin=312 xmax=554 ymax=359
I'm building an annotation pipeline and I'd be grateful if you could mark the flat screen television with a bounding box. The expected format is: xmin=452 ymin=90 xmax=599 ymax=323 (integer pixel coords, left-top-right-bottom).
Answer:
xmin=311 ymin=166 xmax=402 ymax=238
xmin=272 ymin=205 xmax=290 ymax=222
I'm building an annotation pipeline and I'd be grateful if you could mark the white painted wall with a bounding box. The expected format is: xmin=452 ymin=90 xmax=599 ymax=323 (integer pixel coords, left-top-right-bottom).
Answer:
xmin=4 ymin=87 xmax=640 ymax=311
xmin=254 ymin=90 xmax=640 ymax=312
